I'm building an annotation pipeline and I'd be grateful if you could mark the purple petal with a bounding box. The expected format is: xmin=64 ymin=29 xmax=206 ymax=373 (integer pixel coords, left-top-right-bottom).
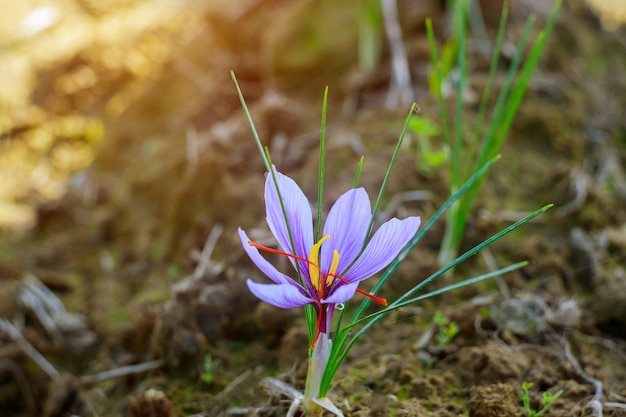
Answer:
xmin=264 ymin=168 xmax=313 ymax=277
xmin=238 ymin=228 xmax=299 ymax=286
xmin=322 ymin=282 xmax=359 ymax=304
xmin=343 ymin=217 xmax=421 ymax=283
xmin=320 ymin=188 xmax=371 ymax=274
xmin=246 ymin=280 xmax=312 ymax=308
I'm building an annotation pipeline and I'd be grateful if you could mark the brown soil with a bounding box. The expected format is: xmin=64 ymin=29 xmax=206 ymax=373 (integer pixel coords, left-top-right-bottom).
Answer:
xmin=1 ymin=1 xmax=625 ymax=417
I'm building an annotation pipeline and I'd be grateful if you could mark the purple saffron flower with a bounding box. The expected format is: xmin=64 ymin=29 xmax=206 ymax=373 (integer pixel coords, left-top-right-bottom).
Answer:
xmin=239 ymin=168 xmax=421 ymax=346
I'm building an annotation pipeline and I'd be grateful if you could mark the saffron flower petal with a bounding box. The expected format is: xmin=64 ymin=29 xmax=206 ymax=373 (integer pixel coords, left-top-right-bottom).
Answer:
xmin=343 ymin=217 xmax=421 ymax=283
xmin=265 ymin=169 xmax=314 ymax=274
xmin=320 ymin=188 xmax=371 ymax=274
xmin=246 ymin=280 xmax=312 ymax=309
xmin=242 ymin=168 xmax=420 ymax=314
xmin=238 ymin=228 xmax=298 ymax=286
xmin=322 ymin=282 xmax=359 ymax=304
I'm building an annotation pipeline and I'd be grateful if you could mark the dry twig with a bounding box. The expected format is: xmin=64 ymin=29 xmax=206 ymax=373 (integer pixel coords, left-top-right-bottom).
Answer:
xmin=173 ymin=224 xmax=224 ymax=295
xmin=381 ymin=0 xmax=413 ymax=107
xmin=563 ymin=338 xmax=604 ymax=417
xmin=79 ymin=360 xmax=163 ymax=385
xmin=0 ymin=319 xmax=59 ymax=379
xmin=261 ymin=377 xmax=304 ymax=417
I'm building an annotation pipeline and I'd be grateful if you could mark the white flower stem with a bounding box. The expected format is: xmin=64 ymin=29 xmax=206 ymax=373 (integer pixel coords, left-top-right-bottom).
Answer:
xmin=303 ymin=332 xmax=332 ymax=409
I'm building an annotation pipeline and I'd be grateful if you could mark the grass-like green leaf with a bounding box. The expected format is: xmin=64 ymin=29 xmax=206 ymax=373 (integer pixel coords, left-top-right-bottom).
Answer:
xmin=433 ymin=0 xmax=562 ymax=267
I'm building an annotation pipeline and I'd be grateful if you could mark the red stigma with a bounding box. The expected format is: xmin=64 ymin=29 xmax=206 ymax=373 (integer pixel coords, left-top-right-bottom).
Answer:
xmin=248 ymin=240 xmax=388 ymax=347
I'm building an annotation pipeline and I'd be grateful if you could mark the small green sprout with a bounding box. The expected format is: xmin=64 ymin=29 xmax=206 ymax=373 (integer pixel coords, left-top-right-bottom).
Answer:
xmin=433 ymin=310 xmax=460 ymax=347
xmin=418 ymin=350 xmax=436 ymax=370
xmin=167 ymin=266 xmax=180 ymax=281
xmin=200 ymin=354 xmax=215 ymax=385
xmin=521 ymin=381 xmax=563 ymax=417
xmin=427 ymin=38 xmax=457 ymax=96
xmin=408 ymin=115 xmax=448 ymax=173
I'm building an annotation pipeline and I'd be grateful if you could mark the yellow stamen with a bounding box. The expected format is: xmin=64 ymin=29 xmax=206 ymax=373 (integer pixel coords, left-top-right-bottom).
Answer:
xmin=326 ymin=250 xmax=340 ymax=287
xmin=309 ymin=235 xmax=331 ymax=290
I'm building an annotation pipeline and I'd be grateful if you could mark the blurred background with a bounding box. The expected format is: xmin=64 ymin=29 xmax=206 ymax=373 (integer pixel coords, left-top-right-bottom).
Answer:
xmin=0 ymin=0 xmax=625 ymax=416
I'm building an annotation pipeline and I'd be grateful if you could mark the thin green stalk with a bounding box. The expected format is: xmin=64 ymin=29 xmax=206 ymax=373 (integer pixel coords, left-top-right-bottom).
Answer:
xmin=359 ymin=0 xmax=383 ymax=69
xmin=322 ymin=204 xmax=551 ymax=393
xmin=438 ymin=10 xmax=540 ymax=268
xmin=232 ymin=72 xmax=315 ymax=342
xmin=493 ymin=0 xmax=562 ymax=148
xmin=352 ymin=155 xmax=500 ymax=323
xmin=321 ymin=155 xmax=501 ymax=394
xmin=471 ymin=16 xmax=535 ymax=174
xmin=450 ymin=12 xmax=542 ymax=260
xmin=233 ymin=78 xmax=304 ymax=284
xmin=231 ymin=72 xmax=271 ymax=172
xmin=426 ymin=19 xmax=451 ymax=149
xmin=363 ymin=103 xmax=417 ymax=245
xmin=339 ymin=105 xmax=417 ymax=278
xmin=324 ymin=260 xmax=533 ymax=394
xmin=352 ymin=261 xmax=528 ymax=327
xmin=430 ymin=1 xmax=469 ymax=270
xmin=352 ymin=156 xmax=365 ymax=188
xmin=322 ymin=106 xmax=415 ymax=361
xmin=332 ymin=304 xmax=347 ymax=347
xmin=452 ymin=0 xmax=467 ymax=191
xmin=339 ymin=105 xmax=415 ymax=280
xmin=462 ymin=0 xmax=561 ymax=215
xmin=372 ymin=204 xmax=551 ymax=330
xmin=316 ymin=87 xmax=328 ymax=243
xmin=465 ymin=2 xmax=509 ymax=179
xmin=439 ymin=0 xmax=562 ymax=271
xmin=321 ymin=261 xmax=527 ymax=389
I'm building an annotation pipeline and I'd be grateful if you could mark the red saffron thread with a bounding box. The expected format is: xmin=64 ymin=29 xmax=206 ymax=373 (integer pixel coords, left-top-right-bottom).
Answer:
xmin=248 ymin=240 xmax=387 ymax=347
